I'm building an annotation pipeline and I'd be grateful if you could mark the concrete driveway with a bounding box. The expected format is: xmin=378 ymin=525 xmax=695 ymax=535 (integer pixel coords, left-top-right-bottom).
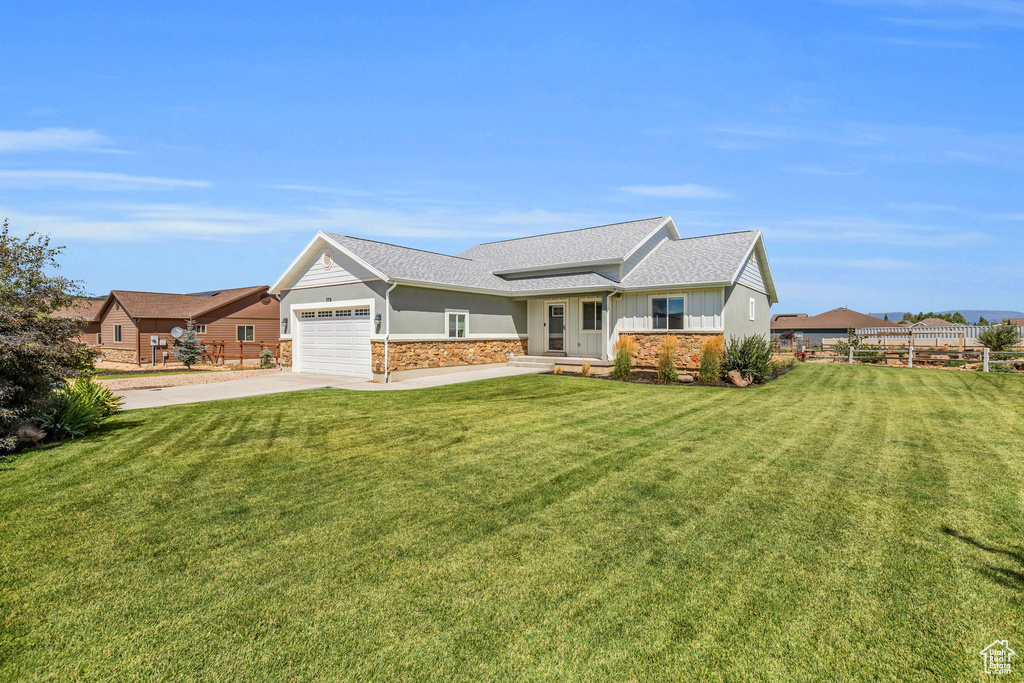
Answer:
xmin=119 ymin=366 xmax=545 ymax=410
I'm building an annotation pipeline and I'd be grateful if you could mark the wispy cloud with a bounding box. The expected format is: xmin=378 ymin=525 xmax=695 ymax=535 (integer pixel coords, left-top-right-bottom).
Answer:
xmin=620 ymin=184 xmax=731 ymax=199
xmin=0 ymin=128 xmax=113 ymax=152
xmin=826 ymin=0 xmax=1024 ymax=29
xmin=751 ymin=216 xmax=987 ymax=248
xmin=268 ymin=183 xmax=370 ymax=195
xmin=0 ymin=201 xmax=606 ymax=244
xmin=870 ymin=36 xmax=983 ymax=48
xmin=781 ymin=164 xmax=867 ymax=176
xmin=773 ymin=256 xmax=918 ymax=270
xmin=0 ymin=170 xmax=209 ymax=190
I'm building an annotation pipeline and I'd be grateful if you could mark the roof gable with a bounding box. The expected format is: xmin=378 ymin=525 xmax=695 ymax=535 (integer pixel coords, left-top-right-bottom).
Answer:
xmin=102 ymin=286 xmax=269 ymax=320
xmin=771 ymin=307 xmax=895 ymax=330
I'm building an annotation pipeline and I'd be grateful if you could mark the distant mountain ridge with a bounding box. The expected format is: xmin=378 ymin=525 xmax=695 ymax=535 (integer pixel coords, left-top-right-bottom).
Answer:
xmin=869 ymin=310 xmax=1024 ymax=324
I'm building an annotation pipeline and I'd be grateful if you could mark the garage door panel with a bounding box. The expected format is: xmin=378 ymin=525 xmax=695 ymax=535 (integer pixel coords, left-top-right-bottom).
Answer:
xmin=296 ymin=310 xmax=372 ymax=378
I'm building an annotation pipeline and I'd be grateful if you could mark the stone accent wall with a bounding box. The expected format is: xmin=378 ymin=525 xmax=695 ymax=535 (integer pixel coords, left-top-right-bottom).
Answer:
xmin=98 ymin=347 xmax=139 ymax=364
xmin=372 ymin=338 xmax=528 ymax=374
xmin=279 ymin=339 xmax=292 ymax=367
xmin=623 ymin=332 xmax=719 ymax=370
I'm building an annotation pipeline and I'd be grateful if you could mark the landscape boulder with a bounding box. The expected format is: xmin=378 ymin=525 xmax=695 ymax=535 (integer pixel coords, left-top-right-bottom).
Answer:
xmin=679 ymin=374 xmax=694 ymax=383
xmin=727 ymin=370 xmax=750 ymax=387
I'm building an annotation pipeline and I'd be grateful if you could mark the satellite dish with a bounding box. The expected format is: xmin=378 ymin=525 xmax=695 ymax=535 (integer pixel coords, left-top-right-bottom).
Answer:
xmin=171 ymin=327 xmax=185 ymax=339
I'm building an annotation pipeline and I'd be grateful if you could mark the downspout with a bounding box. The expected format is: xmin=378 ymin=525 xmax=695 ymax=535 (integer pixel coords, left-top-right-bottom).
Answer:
xmin=606 ymin=289 xmax=620 ymax=361
xmin=383 ymin=281 xmax=398 ymax=382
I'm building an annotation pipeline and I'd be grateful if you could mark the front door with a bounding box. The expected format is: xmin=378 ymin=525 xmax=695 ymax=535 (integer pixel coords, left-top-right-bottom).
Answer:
xmin=547 ymin=303 xmax=565 ymax=352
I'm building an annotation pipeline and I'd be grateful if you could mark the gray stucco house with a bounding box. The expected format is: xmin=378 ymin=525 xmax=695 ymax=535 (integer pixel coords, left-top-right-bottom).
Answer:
xmin=270 ymin=216 xmax=778 ymax=381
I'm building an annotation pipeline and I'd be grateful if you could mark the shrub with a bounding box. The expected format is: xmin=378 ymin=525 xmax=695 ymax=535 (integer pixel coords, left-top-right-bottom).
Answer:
xmin=580 ymin=361 xmax=591 ymax=378
xmin=699 ymin=335 xmax=725 ymax=383
xmin=979 ymin=324 xmax=1021 ymax=352
xmin=987 ymin=363 xmax=1014 ymax=374
xmin=259 ymin=348 xmax=275 ymax=369
xmin=724 ymin=335 xmax=773 ymax=383
xmin=610 ymin=335 xmax=635 ymax=380
xmin=67 ymin=377 xmax=123 ymax=417
xmin=656 ymin=336 xmax=678 ymax=382
xmin=37 ymin=391 xmax=102 ymax=440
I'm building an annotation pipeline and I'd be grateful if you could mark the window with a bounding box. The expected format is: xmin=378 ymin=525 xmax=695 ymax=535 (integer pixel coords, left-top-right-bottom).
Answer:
xmin=237 ymin=325 xmax=254 ymax=342
xmin=582 ymin=300 xmax=603 ymax=331
xmin=97 ymin=333 xmax=102 ymax=345
xmin=317 ymin=310 xmax=333 ymax=318
xmin=194 ymin=324 xmax=207 ymax=334
xmin=300 ymin=311 xmax=316 ymax=319
xmin=113 ymin=324 xmax=122 ymax=342
xmin=447 ymin=311 xmax=467 ymax=338
xmin=336 ymin=309 xmax=352 ymax=317
xmin=749 ymin=298 xmax=756 ymax=321
xmin=651 ymin=296 xmax=685 ymax=330
xmin=353 ymin=307 xmax=370 ymax=317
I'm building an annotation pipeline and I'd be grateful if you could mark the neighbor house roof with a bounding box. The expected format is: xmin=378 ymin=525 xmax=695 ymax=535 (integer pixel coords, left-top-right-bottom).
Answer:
xmin=274 ymin=216 xmax=777 ymax=301
xmin=911 ymin=317 xmax=967 ymax=327
xmin=771 ymin=307 xmax=895 ymax=330
xmin=53 ymin=297 xmax=107 ymax=322
xmin=99 ymin=286 xmax=270 ymax=320
xmin=1008 ymin=318 xmax=1024 ymax=326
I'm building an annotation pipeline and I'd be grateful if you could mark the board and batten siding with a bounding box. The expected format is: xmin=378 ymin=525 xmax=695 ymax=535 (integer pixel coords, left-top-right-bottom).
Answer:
xmin=526 ymin=297 xmax=604 ymax=357
xmin=735 ymin=253 xmax=766 ymax=294
xmin=287 ymin=246 xmax=378 ymax=290
xmin=613 ymin=288 xmax=724 ymax=332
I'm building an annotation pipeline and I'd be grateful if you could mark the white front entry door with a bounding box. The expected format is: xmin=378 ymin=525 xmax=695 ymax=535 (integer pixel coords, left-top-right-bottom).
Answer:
xmin=296 ymin=307 xmax=372 ymax=378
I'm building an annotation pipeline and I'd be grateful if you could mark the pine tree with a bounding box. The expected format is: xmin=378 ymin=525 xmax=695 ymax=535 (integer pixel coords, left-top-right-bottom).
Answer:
xmin=172 ymin=319 xmax=204 ymax=369
xmin=883 ymin=314 xmax=889 ymax=321
xmin=978 ymin=316 xmax=989 ymax=326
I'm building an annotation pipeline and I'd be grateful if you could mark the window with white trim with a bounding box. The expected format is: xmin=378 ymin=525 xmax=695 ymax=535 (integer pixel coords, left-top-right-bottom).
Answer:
xmin=447 ymin=311 xmax=467 ymax=338
xmin=336 ymin=310 xmax=352 ymax=317
xmin=113 ymin=324 xmax=122 ymax=342
xmin=353 ymin=308 xmax=370 ymax=317
xmin=749 ymin=297 xmax=756 ymax=321
xmin=651 ymin=296 xmax=685 ymax=330
xmin=300 ymin=311 xmax=316 ymax=319
xmin=237 ymin=325 xmax=254 ymax=342
xmin=194 ymin=324 xmax=207 ymax=334
xmin=317 ymin=310 xmax=333 ymax=318
xmin=581 ymin=300 xmax=603 ymax=331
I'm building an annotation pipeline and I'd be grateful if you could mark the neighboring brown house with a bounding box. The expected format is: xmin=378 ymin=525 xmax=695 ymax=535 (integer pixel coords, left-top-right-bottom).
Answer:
xmin=770 ymin=307 xmax=896 ymax=346
xmin=54 ymin=297 xmax=106 ymax=345
xmin=57 ymin=286 xmax=280 ymax=364
xmin=1007 ymin=318 xmax=1024 ymax=326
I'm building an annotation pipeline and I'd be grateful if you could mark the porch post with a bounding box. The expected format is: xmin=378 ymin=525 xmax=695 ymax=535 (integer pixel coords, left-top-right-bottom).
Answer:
xmin=604 ymin=291 xmax=613 ymax=361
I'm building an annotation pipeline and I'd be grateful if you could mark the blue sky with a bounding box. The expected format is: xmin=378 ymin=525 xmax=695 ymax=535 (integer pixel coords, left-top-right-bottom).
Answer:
xmin=1 ymin=1 xmax=1022 ymax=314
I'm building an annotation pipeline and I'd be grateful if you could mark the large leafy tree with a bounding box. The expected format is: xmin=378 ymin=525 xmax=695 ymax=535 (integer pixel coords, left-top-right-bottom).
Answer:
xmin=0 ymin=220 xmax=94 ymax=452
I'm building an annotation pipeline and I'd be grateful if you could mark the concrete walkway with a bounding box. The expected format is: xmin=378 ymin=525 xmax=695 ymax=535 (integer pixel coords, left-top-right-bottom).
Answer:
xmin=119 ymin=366 xmax=545 ymax=410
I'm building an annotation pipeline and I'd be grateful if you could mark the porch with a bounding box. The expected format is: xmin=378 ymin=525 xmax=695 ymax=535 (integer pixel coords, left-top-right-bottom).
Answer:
xmin=507 ymin=354 xmax=615 ymax=374
xmin=524 ymin=295 xmax=612 ymax=360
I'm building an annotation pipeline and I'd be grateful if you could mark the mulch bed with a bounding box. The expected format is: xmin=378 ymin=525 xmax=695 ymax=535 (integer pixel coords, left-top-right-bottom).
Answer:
xmin=546 ymin=365 xmax=794 ymax=387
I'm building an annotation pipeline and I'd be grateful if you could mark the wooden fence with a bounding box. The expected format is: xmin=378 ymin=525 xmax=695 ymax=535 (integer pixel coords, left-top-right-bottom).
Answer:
xmin=201 ymin=341 xmax=280 ymax=366
xmin=801 ymin=346 xmax=1023 ymax=372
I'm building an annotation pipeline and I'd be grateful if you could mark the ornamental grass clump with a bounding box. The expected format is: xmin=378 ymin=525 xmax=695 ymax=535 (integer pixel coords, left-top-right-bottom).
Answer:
xmin=610 ymin=335 xmax=635 ymax=379
xmin=580 ymin=361 xmax=592 ymax=378
xmin=699 ymin=335 xmax=725 ymax=383
xmin=656 ymin=336 xmax=678 ymax=382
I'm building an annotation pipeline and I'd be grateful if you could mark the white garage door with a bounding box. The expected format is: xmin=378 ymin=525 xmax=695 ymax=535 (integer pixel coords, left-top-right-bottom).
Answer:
xmin=296 ymin=306 xmax=372 ymax=378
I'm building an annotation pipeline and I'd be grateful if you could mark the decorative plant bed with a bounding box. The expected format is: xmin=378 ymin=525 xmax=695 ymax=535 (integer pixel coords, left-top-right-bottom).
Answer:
xmin=545 ymin=364 xmax=794 ymax=387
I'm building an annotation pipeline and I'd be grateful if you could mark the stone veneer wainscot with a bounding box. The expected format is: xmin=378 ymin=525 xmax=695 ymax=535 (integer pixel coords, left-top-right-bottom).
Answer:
xmin=372 ymin=338 xmax=528 ymax=374
xmin=98 ymin=347 xmax=139 ymax=364
xmin=623 ymin=332 xmax=720 ymax=370
xmin=279 ymin=339 xmax=293 ymax=367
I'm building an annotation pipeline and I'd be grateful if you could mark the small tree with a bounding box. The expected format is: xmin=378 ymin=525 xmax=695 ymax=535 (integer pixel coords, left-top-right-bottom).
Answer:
xmin=259 ymin=347 xmax=275 ymax=369
xmin=978 ymin=323 xmax=1021 ymax=352
xmin=610 ymin=335 xmax=635 ymax=380
xmin=656 ymin=336 xmax=678 ymax=382
xmin=0 ymin=220 xmax=95 ymax=452
xmin=978 ymin=316 xmax=989 ymax=326
xmin=172 ymin=319 xmax=204 ymax=368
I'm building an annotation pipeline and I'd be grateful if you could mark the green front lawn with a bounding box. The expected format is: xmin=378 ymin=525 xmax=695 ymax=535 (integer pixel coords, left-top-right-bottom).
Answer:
xmin=2 ymin=365 xmax=1023 ymax=680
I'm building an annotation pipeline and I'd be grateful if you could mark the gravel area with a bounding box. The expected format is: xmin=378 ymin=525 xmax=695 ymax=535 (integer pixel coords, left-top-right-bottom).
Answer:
xmin=99 ymin=369 xmax=282 ymax=391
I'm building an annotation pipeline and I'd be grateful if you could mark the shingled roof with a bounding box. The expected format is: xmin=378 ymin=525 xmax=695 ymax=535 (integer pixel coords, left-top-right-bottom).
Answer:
xmin=53 ymin=297 xmax=107 ymax=321
xmin=275 ymin=216 xmax=777 ymax=301
xmin=771 ymin=307 xmax=895 ymax=330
